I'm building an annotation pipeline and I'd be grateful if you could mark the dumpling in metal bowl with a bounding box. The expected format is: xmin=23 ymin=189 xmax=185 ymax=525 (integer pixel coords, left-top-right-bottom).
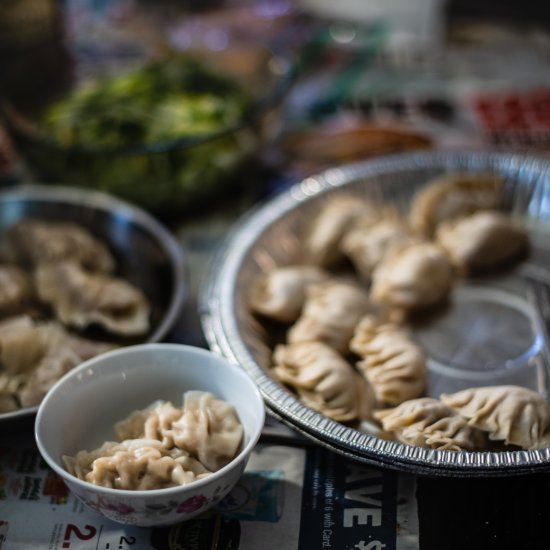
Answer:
xmin=248 ymin=265 xmax=330 ymax=324
xmin=35 ymin=261 xmax=150 ymax=337
xmin=0 ymin=316 xmax=116 ymax=408
xmin=340 ymin=215 xmax=414 ymax=282
xmin=409 ymin=173 xmax=502 ymax=238
xmin=435 ymin=210 xmax=528 ymax=274
xmin=0 ymin=265 xmax=33 ymax=318
xmin=370 ymin=241 xmax=453 ymax=313
xmin=375 ymin=397 xmax=488 ymax=451
xmin=0 ymin=315 xmax=45 ymax=376
xmin=350 ymin=315 xmax=427 ymax=406
xmin=7 ymin=218 xmax=115 ymax=272
xmin=302 ymin=195 xmax=378 ymax=268
xmin=287 ymin=279 xmax=374 ymax=354
xmin=273 ymin=340 xmax=375 ymax=424
xmin=441 ymin=385 xmax=550 ymax=450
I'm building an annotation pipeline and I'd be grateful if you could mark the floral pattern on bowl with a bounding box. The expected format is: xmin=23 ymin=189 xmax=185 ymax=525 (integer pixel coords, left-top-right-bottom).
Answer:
xmin=66 ymin=465 xmax=243 ymax=526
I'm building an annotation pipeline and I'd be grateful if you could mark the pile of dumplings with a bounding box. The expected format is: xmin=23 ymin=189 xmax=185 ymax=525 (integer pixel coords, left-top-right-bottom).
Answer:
xmin=64 ymin=391 xmax=244 ymax=490
xmin=248 ymin=173 xmax=550 ymax=452
xmin=0 ymin=218 xmax=151 ymax=412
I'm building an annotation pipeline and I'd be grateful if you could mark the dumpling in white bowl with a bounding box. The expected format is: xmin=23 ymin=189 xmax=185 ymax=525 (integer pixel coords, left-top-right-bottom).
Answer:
xmin=64 ymin=439 xmax=211 ymax=490
xmin=167 ymin=391 xmax=244 ymax=472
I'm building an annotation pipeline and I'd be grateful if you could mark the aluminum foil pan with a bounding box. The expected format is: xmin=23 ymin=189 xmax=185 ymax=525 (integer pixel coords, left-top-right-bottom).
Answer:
xmin=200 ymin=150 xmax=550 ymax=476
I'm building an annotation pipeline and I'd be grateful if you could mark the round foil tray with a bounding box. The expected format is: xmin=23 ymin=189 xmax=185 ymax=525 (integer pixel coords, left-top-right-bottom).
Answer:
xmin=200 ymin=150 xmax=550 ymax=476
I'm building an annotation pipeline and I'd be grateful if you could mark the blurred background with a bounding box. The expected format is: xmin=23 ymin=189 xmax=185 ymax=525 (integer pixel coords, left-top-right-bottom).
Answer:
xmin=0 ymin=0 xmax=549 ymax=212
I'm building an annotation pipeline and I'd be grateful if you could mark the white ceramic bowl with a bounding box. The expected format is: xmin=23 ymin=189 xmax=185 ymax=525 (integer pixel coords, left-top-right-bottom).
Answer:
xmin=34 ymin=343 xmax=265 ymax=527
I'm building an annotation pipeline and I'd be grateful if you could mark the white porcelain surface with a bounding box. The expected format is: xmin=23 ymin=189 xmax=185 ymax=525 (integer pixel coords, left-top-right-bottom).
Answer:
xmin=35 ymin=344 xmax=265 ymax=526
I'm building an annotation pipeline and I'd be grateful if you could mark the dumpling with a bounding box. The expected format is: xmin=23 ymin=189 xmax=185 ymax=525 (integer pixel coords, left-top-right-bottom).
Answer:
xmin=17 ymin=322 xmax=116 ymax=407
xmin=273 ymin=341 xmax=375 ymax=423
xmin=435 ymin=210 xmax=528 ymax=274
xmin=0 ymin=373 xmax=27 ymax=412
xmin=370 ymin=241 xmax=453 ymax=311
xmin=0 ymin=315 xmax=116 ymax=408
xmin=287 ymin=279 xmax=373 ymax=354
xmin=65 ymin=391 xmax=243 ymax=489
xmin=0 ymin=316 xmax=116 ymax=408
xmin=0 ymin=265 xmax=33 ymax=318
xmin=375 ymin=397 xmax=487 ymax=451
xmin=248 ymin=265 xmax=330 ymax=324
xmin=409 ymin=173 xmax=502 ymax=238
xmin=115 ymin=400 xmax=183 ymax=442
xmin=340 ymin=216 xmax=414 ymax=281
xmin=64 ymin=439 xmax=211 ymax=490
xmin=0 ymin=316 xmax=46 ymax=375
xmin=19 ymin=346 xmax=82 ymax=408
xmin=350 ymin=315 xmax=426 ymax=406
xmin=35 ymin=261 xmax=150 ymax=336
xmin=441 ymin=385 xmax=550 ymax=449
xmin=167 ymin=391 xmax=244 ymax=472
xmin=8 ymin=218 xmax=115 ymax=272
xmin=302 ymin=195 xmax=377 ymax=267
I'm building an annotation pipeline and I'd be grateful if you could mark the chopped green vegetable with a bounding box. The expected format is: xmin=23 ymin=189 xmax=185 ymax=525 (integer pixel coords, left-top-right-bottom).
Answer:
xmin=39 ymin=54 xmax=254 ymax=149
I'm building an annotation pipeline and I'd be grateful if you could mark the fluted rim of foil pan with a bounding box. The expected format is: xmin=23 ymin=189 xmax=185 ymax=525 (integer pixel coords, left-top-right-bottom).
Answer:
xmin=200 ymin=149 xmax=550 ymax=476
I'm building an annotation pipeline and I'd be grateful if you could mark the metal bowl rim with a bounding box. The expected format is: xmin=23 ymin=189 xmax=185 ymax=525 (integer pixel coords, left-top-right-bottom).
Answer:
xmin=0 ymin=183 xmax=188 ymax=423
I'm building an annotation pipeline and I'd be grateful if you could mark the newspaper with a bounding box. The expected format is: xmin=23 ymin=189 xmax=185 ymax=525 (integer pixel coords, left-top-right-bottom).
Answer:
xmin=0 ymin=425 xmax=418 ymax=550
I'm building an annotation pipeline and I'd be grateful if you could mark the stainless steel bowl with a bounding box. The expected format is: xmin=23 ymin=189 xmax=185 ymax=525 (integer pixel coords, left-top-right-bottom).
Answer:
xmin=0 ymin=184 xmax=187 ymax=424
xmin=201 ymin=150 xmax=550 ymax=476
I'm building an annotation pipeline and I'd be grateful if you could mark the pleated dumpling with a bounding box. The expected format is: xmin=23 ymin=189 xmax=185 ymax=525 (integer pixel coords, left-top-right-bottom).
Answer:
xmin=17 ymin=321 xmax=116 ymax=408
xmin=350 ymin=315 xmax=426 ymax=406
xmin=409 ymin=173 xmax=502 ymax=238
xmin=273 ymin=341 xmax=374 ymax=423
xmin=64 ymin=439 xmax=211 ymax=490
xmin=370 ymin=241 xmax=453 ymax=312
xmin=441 ymin=385 xmax=550 ymax=449
xmin=168 ymin=391 xmax=244 ymax=472
xmin=0 ymin=315 xmax=116 ymax=408
xmin=0 ymin=265 xmax=33 ymax=318
xmin=287 ymin=279 xmax=373 ymax=354
xmin=302 ymin=195 xmax=377 ymax=267
xmin=435 ymin=210 xmax=528 ymax=274
xmin=375 ymin=397 xmax=487 ymax=451
xmin=35 ymin=261 xmax=150 ymax=336
xmin=115 ymin=400 xmax=183 ymax=442
xmin=18 ymin=346 xmax=82 ymax=408
xmin=248 ymin=265 xmax=330 ymax=324
xmin=0 ymin=373 xmax=26 ymax=413
xmin=8 ymin=218 xmax=115 ymax=272
xmin=340 ymin=216 xmax=414 ymax=282
xmin=0 ymin=316 xmax=46 ymax=375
